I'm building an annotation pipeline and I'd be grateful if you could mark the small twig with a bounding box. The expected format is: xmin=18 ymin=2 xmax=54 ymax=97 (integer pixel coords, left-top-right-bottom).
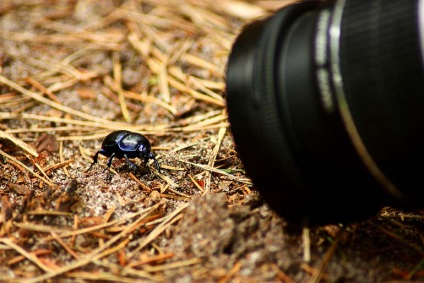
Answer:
xmin=177 ymin=158 xmax=252 ymax=184
xmin=14 ymin=222 xmax=73 ymax=234
xmin=112 ymin=52 xmax=131 ymax=122
xmin=129 ymin=173 xmax=152 ymax=191
xmin=24 ymin=205 xmax=160 ymax=283
xmin=142 ymin=257 xmax=201 ymax=272
xmin=0 ymin=149 xmax=55 ymax=187
xmin=96 ymin=237 xmax=131 ymax=259
xmin=6 ymin=249 xmax=52 ymax=266
xmin=0 ymin=130 xmax=38 ymax=157
xmin=43 ymin=159 xmax=74 ymax=173
xmin=309 ymin=226 xmax=345 ymax=283
xmin=26 ymin=211 xmax=72 ymax=216
xmin=32 ymin=161 xmax=52 ymax=183
xmin=103 ymin=206 xmax=116 ymax=223
xmin=374 ymin=223 xmax=424 ymax=256
xmin=0 ymin=74 xmax=130 ymax=126
xmin=90 ymin=260 xmax=163 ymax=281
xmin=273 ymin=264 xmax=296 ymax=283
xmin=166 ymin=186 xmax=191 ymax=198
xmin=50 ymin=232 xmax=80 ymax=260
xmin=127 ymin=202 xmax=188 ymax=259
xmin=205 ymin=126 xmax=226 ymax=192
xmin=218 ymin=261 xmax=241 ymax=283
xmin=25 ymin=77 xmax=61 ymax=104
xmin=127 ymin=252 xmax=175 ymax=268
xmin=0 ymin=238 xmax=54 ymax=273
xmin=159 ymin=193 xmax=191 ymax=201
xmin=59 ymin=141 xmax=70 ymax=177
xmin=303 ymin=225 xmax=311 ymax=263
xmin=188 ymin=174 xmax=204 ymax=191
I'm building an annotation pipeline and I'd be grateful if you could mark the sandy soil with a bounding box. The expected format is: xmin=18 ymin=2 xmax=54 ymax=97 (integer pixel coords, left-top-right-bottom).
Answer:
xmin=1 ymin=1 xmax=424 ymax=282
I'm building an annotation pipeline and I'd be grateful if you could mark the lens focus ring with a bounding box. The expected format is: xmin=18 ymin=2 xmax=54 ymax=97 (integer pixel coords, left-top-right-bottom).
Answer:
xmin=339 ymin=0 xmax=424 ymax=199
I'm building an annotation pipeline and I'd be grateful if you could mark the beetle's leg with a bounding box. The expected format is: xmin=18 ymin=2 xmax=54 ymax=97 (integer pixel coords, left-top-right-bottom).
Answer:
xmin=88 ymin=150 xmax=104 ymax=171
xmin=104 ymin=152 xmax=116 ymax=172
xmin=124 ymin=154 xmax=138 ymax=171
xmin=149 ymin=152 xmax=161 ymax=173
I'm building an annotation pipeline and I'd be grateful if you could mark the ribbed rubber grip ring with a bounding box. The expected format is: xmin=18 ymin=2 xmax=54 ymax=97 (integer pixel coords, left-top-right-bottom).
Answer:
xmin=339 ymin=0 xmax=424 ymax=196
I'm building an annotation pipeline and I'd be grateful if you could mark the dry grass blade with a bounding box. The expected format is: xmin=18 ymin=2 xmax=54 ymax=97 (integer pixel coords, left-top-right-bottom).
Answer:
xmin=14 ymin=222 xmax=73 ymax=233
xmin=168 ymin=75 xmax=225 ymax=107
xmin=309 ymin=227 xmax=345 ymax=283
xmin=205 ymin=126 xmax=227 ymax=192
xmin=112 ymin=52 xmax=131 ymax=122
xmin=6 ymin=249 xmax=52 ymax=266
xmin=178 ymin=158 xmax=252 ymax=184
xmin=44 ymin=206 xmax=157 ymax=240
xmin=127 ymin=253 xmax=175 ymax=268
xmin=26 ymin=211 xmax=72 ymax=216
xmin=188 ymin=174 xmax=204 ymax=192
xmin=0 ymin=74 xmax=129 ymax=126
xmin=127 ymin=202 xmax=189 ymax=259
xmin=142 ymin=257 xmax=201 ymax=272
xmin=64 ymin=271 xmax=142 ymax=283
xmin=0 ymin=149 xmax=55 ymax=187
xmin=24 ymin=205 xmax=161 ymax=283
xmin=91 ymin=260 xmax=163 ymax=281
xmin=0 ymin=238 xmax=54 ymax=273
xmin=0 ymin=130 xmax=38 ymax=157
xmin=50 ymin=232 xmax=80 ymax=260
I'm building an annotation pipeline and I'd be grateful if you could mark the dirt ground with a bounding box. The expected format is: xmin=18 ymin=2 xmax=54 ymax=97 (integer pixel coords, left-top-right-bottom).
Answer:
xmin=1 ymin=1 xmax=424 ymax=282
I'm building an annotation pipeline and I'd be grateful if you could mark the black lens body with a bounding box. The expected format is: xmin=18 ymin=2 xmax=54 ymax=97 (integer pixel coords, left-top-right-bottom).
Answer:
xmin=226 ymin=0 xmax=424 ymax=225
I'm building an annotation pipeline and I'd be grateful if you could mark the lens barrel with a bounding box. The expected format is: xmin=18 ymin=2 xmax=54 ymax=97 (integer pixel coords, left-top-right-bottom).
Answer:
xmin=226 ymin=0 xmax=424 ymax=224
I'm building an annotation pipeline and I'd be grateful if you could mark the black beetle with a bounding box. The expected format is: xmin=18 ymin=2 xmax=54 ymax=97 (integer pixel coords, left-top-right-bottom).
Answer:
xmin=89 ymin=130 xmax=160 ymax=173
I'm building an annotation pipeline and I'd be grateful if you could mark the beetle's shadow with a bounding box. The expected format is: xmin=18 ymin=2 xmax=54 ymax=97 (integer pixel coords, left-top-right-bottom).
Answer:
xmin=112 ymin=162 xmax=151 ymax=178
xmin=86 ymin=159 xmax=152 ymax=182
xmin=102 ymin=166 xmax=149 ymax=182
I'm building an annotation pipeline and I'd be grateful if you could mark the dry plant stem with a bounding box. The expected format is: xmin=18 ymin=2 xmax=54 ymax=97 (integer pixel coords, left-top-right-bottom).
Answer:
xmin=91 ymin=260 xmax=162 ymax=281
xmin=64 ymin=272 xmax=143 ymax=283
xmin=0 ymin=130 xmax=38 ymax=157
xmin=166 ymin=186 xmax=191 ymax=198
xmin=0 ymin=149 xmax=55 ymax=187
xmin=309 ymin=227 xmax=345 ymax=283
xmin=6 ymin=249 xmax=52 ymax=266
xmin=14 ymin=222 xmax=73 ymax=234
xmin=0 ymin=111 xmax=227 ymax=134
xmin=178 ymin=158 xmax=252 ymax=185
xmin=274 ymin=264 xmax=296 ymax=283
xmin=127 ymin=202 xmax=189 ymax=259
xmin=374 ymin=224 xmax=424 ymax=256
xmin=59 ymin=141 xmax=70 ymax=177
xmin=112 ymin=52 xmax=131 ymax=122
xmin=0 ymin=238 xmax=54 ymax=273
xmin=142 ymin=257 xmax=201 ymax=272
xmin=25 ymin=77 xmax=61 ymax=104
xmin=188 ymin=174 xmax=205 ymax=192
xmin=23 ymin=205 xmax=160 ymax=283
xmin=43 ymin=158 xmax=74 ymax=173
xmin=204 ymin=126 xmax=227 ymax=193
xmin=218 ymin=261 xmax=242 ymax=283
xmin=303 ymin=226 xmax=311 ymax=263
xmin=50 ymin=232 xmax=80 ymax=260
xmin=27 ymin=210 xmax=72 ymax=216
xmin=32 ymin=161 xmax=52 ymax=183
xmin=0 ymin=74 xmax=129 ymax=126
xmin=127 ymin=252 xmax=175 ymax=268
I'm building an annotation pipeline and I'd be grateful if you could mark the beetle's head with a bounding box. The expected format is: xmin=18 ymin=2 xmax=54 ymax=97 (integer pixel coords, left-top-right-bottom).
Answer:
xmin=138 ymin=144 xmax=150 ymax=157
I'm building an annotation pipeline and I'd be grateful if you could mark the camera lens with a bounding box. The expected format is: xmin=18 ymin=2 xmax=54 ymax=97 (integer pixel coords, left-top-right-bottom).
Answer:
xmin=226 ymin=0 xmax=424 ymax=224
